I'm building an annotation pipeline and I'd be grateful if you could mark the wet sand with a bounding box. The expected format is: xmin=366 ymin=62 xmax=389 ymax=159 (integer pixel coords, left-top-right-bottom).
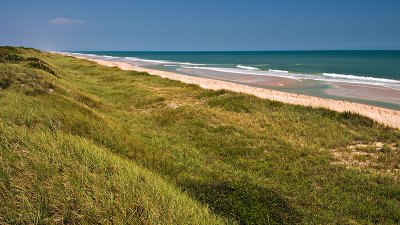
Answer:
xmin=326 ymin=83 xmax=400 ymax=106
xmin=178 ymin=67 xmax=298 ymax=86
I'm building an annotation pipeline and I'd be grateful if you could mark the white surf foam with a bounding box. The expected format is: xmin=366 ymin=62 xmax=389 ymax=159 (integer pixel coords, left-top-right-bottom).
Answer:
xmin=268 ymin=69 xmax=289 ymax=73
xmin=322 ymin=73 xmax=399 ymax=83
xmin=180 ymin=66 xmax=299 ymax=79
xmin=236 ymin=65 xmax=260 ymax=70
xmin=181 ymin=66 xmax=400 ymax=89
xmin=123 ymin=57 xmax=206 ymax=66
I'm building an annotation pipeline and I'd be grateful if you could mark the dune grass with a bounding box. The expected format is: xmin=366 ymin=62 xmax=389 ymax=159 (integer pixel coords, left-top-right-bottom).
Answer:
xmin=1 ymin=47 xmax=399 ymax=224
xmin=0 ymin=122 xmax=223 ymax=224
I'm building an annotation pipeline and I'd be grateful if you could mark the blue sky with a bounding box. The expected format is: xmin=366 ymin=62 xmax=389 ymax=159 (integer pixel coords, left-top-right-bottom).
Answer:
xmin=1 ymin=0 xmax=400 ymax=51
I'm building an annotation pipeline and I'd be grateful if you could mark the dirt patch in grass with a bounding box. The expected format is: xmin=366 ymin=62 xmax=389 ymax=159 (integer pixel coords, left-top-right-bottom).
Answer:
xmin=331 ymin=142 xmax=400 ymax=178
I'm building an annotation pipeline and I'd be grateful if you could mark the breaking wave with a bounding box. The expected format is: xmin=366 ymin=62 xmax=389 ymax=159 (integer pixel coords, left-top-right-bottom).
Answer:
xmin=236 ymin=65 xmax=260 ymax=70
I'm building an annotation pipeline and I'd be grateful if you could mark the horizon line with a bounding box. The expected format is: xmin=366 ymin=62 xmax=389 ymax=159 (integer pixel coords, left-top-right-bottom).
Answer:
xmin=60 ymin=49 xmax=400 ymax=52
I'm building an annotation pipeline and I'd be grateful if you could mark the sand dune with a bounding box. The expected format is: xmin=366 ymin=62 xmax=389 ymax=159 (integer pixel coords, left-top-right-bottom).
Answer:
xmin=60 ymin=53 xmax=400 ymax=129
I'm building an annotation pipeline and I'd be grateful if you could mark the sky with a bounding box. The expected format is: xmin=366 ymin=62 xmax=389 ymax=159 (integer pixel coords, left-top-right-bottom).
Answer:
xmin=1 ymin=0 xmax=400 ymax=51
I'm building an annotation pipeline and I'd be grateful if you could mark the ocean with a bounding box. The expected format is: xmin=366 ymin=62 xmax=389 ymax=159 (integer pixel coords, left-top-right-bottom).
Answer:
xmin=70 ymin=51 xmax=400 ymax=109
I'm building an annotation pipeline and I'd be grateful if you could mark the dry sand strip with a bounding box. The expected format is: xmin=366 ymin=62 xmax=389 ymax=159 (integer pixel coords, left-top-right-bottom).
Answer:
xmin=59 ymin=53 xmax=400 ymax=129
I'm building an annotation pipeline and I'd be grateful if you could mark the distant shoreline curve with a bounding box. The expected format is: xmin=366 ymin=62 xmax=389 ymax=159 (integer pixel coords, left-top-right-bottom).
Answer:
xmin=55 ymin=52 xmax=400 ymax=129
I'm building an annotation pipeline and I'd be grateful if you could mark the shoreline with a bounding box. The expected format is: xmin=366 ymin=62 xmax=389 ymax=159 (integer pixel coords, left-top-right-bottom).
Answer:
xmin=58 ymin=52 xmax=400 ymax=129
xmin=177 ymin=66 xmax=400 ymax=109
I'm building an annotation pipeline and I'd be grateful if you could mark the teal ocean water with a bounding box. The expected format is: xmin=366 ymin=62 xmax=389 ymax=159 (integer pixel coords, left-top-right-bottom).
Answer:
xmin=74 ymin=51 xmax=400 ymax=82
xmin=70 ymin=51 xmax=400 ymax=109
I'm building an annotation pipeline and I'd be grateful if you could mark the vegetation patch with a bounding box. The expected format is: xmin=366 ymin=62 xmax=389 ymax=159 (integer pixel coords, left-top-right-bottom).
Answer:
xmin=0 ymin=49 xmax=58 ymax=77
xmin=182 ymin=179 xmax=302 ymax=224
xmin=3 ymin=53 xmax=25 ymax=62
xmin=76 ymin=94 xmax=103 ymax=109
xmin=207 ymin=92 xmax=284 ymax=113
xmin=0 ymin=71 xmax=55 ymax=95
xmin=337 ymin=111 xmax=375 ymax=128
xmin=26 ymin=57 xmax=58 ymax=77
xmin=0 ymin=73 xmax=13 ymax=89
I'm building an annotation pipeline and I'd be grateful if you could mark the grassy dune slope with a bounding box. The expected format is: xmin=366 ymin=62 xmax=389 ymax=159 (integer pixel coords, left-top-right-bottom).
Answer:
xmin=1 ymin=47 xmax=399 ymax=224
xmin=0 ymin=47 xmax=224 ymax=224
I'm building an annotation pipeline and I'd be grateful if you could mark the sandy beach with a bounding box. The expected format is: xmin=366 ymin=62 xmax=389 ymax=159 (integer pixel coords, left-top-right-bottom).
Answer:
xmin=60 ymin=53 xmax=400 ymax=129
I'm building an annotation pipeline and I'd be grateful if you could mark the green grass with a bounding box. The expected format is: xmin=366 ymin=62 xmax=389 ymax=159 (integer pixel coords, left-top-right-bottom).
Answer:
xmin=1 ymin=47 xmax=399 ymax=224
